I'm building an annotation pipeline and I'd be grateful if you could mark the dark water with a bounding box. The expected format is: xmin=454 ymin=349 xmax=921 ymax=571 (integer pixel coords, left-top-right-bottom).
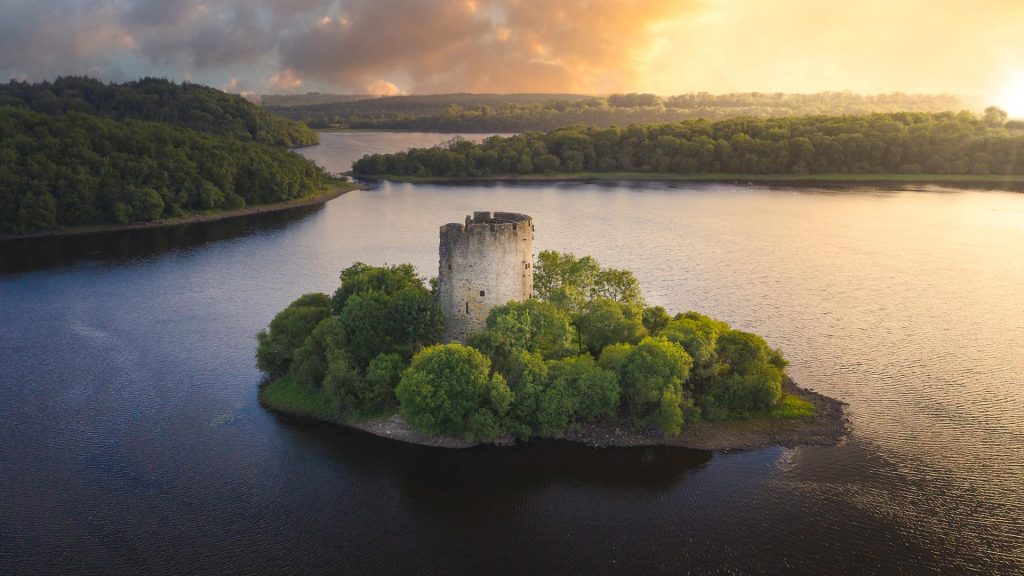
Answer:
xmin=1 ymin=132 xmax=1022 ymax=575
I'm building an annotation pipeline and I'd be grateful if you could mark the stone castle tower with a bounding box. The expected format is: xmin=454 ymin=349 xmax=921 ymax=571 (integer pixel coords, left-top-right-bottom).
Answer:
xmin=437 ymin=211 xmax=534 ymax=342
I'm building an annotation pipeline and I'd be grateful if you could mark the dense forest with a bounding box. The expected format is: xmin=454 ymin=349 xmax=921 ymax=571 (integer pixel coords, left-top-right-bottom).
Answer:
xmin=1 ymin=77 xmax=319 ymax=147
xmin=258 ymin=255 xmax=808 ymax=444
xmin=0 ymin=107 xmax=327 ymax=235
xmin=267 ymin=92 xmax=970 ymax=132
xmin=352 ymin=109 xmax=1024 ymax=178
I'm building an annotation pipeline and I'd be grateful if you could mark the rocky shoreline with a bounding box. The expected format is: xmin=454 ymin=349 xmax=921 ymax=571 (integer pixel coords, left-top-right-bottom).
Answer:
xmin=261 ymin=378 xmax=848 ymax=451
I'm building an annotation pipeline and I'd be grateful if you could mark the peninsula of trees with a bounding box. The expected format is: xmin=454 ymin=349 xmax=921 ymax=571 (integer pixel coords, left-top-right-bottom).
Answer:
xmin=351 ymin=109 xmax=1024 ymax=180
xmin=0 ymin=78 xmax=333 ymax=236
xmin=257 ymin=253 xmax=821 ymax=447
xmin=265 ymin=91 xmax=968 ymax=133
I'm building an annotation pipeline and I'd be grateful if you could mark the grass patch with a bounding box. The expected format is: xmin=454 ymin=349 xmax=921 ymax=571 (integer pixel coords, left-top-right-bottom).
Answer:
xmin=258 ymin=376 xmax=343 ymax=423
xmin=769 ymin=394 xmax=816 ymax=419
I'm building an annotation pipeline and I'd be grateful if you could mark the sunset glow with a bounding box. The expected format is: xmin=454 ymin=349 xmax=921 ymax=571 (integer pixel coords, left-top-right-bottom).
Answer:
xmin=995 ymin=70 xmax=1024 ymax=117
xmin=0 ymin=0 xmax=1018 ymax=105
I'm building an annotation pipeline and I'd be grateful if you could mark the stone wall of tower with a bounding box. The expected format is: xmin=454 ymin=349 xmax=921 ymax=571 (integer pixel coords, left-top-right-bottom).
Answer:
xmin=437 ymin=211 xmax=534 ymax=342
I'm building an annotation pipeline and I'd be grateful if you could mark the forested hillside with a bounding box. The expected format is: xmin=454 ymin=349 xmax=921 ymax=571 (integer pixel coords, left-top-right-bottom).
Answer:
xmin=0 ymin=77 xmax=319 ymax=147
xmin=352 ymin=109 xmax=1024 ymax=178
xmin=0 ymin=108 xmax=327 ymax=235
xmin=271 ymin=92 xmax=969 ymax=132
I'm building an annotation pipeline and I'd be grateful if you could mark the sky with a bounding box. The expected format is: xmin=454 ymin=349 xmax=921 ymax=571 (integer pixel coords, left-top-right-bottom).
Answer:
xmin=1 ymin=0 xmax=1023 ymax=108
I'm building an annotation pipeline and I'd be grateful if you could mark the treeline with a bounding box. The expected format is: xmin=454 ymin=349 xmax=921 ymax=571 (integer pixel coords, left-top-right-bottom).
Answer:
xmin=352 ymin=109 xmax=1024 ymax=177
xmin=258 ymin=255 xmax=806 ymax=443
xmin=0 ymin=107 xmax=327 ymax=235
xmin=0 ymin=77 xmax=319 ymax=147
xmin=268 ymin=91 xmax=969 ymax=132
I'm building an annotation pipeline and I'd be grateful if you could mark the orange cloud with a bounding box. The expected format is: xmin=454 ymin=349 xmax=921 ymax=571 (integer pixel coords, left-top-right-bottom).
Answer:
xmin=269 ymin=68 xmax=303 ymax=91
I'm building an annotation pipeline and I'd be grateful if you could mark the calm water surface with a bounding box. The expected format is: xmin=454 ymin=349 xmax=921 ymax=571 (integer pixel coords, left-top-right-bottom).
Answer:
xmin=1 ymin=132 xmax=1022 ymax=575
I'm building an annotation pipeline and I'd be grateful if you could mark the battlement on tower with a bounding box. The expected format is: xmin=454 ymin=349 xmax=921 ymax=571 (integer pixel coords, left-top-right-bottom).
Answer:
xmin=440 ymin=211 xmax=533 ymax=236
xmin=437 ymin=211 xmax=534 ymax=342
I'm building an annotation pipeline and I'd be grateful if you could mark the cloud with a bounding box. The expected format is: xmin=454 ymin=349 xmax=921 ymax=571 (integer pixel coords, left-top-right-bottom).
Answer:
xmin=0 ymin=0 xmax=1022 ymax=99
xmin=278 ymin=0 xmax=690 ymax=93
xmin=269 ymin=68 xmax=303 ymax=91
xmin=365 ymin=79 xmax=404 ymax=96
xmin=0 ymin=1 xmax=137 ymax=81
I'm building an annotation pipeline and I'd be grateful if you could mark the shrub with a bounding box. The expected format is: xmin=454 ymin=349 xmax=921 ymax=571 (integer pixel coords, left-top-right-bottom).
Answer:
xmin=576 ymin=297 xmax=646 ymax=355
xmin=702 ymin=330 xmax=787 ymax=417
xmin=642 ymin=306 xmax=671 ymax=335
xmin=290 ymin=317 xmax=345 ymax=390
xmin=337 ymin=286 xmax=443 ymax=368
xmin=330 ymin=262 xmax=423 ymax=314
xmin=322 ymin=349 xmax=363 ymax=411
xmin=255 ymin=293 xmax=331 ymax=378
xmin=503 ymin=351 xmax=549 ymax=440
xmin=546 ymin=355 xmax=620 ymax=423
xmin=396 ymin=344 xmax=512 ymax=441
xmin=469 ymin=299 xmax=575 ymax=372
xmin=662 ymin=312 xmax=729 ymax=384
xmin=599 ymin=336 xmax=693 ymax=434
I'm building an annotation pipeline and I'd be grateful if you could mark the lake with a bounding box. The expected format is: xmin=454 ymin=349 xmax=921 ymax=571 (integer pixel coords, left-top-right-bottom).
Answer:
xmin=1 ymin=131 xmax=1021 ymax=575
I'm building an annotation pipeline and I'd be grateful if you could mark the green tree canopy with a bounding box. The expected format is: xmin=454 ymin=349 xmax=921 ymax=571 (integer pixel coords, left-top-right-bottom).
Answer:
xmin=395 ymin=344 xmax=513 ymax=441
xmin=330 ymin=262 xmax=424 ymax=314
xmin=599 ymin=336 xmax=694 ymax=434
xmin=576 ymin=298 xmax=647 ymax=355
xmin=0 ymin=107 xmax=328 ymax=234
xmin=468 ymin=299 xmax=576 ymax=373
xmin=533 ymin=250 xmax=645 ymax=313
xmin=702 ymin=329 xmax=787 ymax=418
xmin=255 ymin=293 xmax=331 ymax=378
xmin=662 ymin=312 xmax=731 ymax=384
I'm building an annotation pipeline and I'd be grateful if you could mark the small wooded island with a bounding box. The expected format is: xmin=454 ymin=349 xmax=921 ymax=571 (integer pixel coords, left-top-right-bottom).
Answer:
xmin=258 ymin=212 xmax=846 ymax=449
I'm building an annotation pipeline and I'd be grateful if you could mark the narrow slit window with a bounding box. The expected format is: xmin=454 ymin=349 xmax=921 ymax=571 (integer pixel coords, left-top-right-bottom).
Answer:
xmin=465 ymin=301 xmax=469 ymax=314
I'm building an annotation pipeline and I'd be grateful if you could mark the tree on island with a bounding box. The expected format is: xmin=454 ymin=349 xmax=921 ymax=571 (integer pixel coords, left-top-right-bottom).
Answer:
xmin=256 ymin=256 xmax=811 ymax=443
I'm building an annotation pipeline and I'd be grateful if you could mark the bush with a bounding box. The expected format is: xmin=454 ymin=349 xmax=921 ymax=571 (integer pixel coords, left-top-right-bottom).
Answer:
xmin=599 ymin=336 xmax=693 ymax=434
xmin=533 ymin=250 xmax=645 ymax=313
xmin=503 ymin=351 xmax=549 ymax=440
xmin=396 ymin=344 xmax=512 ymax=441
xmin=642 ymin=306 xmax=671 ymax=335
xmin=662 ymin=312 xmax=730 ymax=383
xmin=337 ymin=286 xmax=443 ymax=368
xmin=255 ymin=293 xmax=331 ymax=378
xmin=330 ymin=262 xmax=424 ymax=314
xmin=322 ymin=351 xmax=408 ymax=417
xmin=322 ymin=349 xmax=362 ymax=411
xmin=546 ymin=355 xmax=620 ymax=423
xmin=469 ymin=299 xmax=576 ymax=372
xmin=702 ymin=330 xmax=786 ymax=418
xmin=290 ymin=317 xmax=345 ymax=390
xmin=576 ymin=297 xmax=646 ymax=355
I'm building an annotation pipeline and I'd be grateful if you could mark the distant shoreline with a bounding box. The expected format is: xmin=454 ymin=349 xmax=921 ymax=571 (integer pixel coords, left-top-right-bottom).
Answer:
xmin=0 ymin=182 xmax=364 ymax=242
xmin=259 ymin=377 xmax=848 ymax=451
xmin=351 ymin=172 xmax=1024 ymax=188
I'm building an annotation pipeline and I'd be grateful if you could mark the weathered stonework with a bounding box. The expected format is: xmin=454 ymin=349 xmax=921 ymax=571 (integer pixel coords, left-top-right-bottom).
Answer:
xmin=437 ymin=211 xmax=534 ymax=342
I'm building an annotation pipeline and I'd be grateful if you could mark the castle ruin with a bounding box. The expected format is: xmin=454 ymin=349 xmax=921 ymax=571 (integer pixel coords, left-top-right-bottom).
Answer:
xmin=437 ymin=211 xmax=534 ymax=342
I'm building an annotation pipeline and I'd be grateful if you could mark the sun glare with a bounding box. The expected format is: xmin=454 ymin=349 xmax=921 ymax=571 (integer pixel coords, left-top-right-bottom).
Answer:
xmin=995 ymin=72 xmax=1024 ymax=118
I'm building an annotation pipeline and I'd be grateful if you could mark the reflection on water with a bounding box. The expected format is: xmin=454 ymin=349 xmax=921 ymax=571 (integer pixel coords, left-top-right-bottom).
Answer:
xmin=0 ymin=132 xmax=1022 ymax=575
xmin=284 ymin=418 xmax=714 ymax=494
xmin=0 ymin=207 xmax=321 ymax=275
